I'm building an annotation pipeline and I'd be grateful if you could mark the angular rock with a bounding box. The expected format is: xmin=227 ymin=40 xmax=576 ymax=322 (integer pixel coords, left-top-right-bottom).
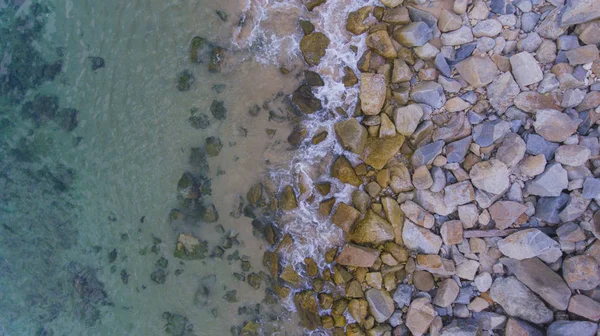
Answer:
xmin=350 ymin=210 xmax=395 ymax=245
xmin=413 ymin=166 xmax=433 ymax=190
xmin=510 ymin=52 xmax=544 ymax=88
xmin=538 ymin=8 xmax=567 ymax=39
xmin=501 ymin=257 xmax=571 ymax=310
xmin=496 ymin=133 xmax=526 ymax=168
xmin=472 ymin=119 xmax=511 ymax=147
xmin=332 ymin=203 xmax=361 ymax=232
xmin=401 ymin=200 xmax=434 ymax=229
xmin=367 ymin=30 xmax=398 ymax=59
xmin=365 ymin=288 xmax=395 ymax=323
xmin=583 ymin=177 xmax=600 ymax=199
xmin=438 ymin=9 xmax=462 ymax=32
xmin=294 ymin=290 xmax=320 ymax=330
xmin=514 ymin=92 xmax=561 ymax=113
xmin=360 ymin=73 xmax=386 ymax=115
xmin=456 ymin=54 xmax=497 ymax=88
xmin=346 ymin=6 xmax=373 ymax=35
xmin=361 ymin=134 xmax=405 ymax=170
xmin=487 ymin=72 xmax=520 ymax=113
xmin=547 ymin=321 xmax=598 ymax=336
xmin=444 ymin=181 xmax=475 ymax=207
xmin=473 ymin=19 xmax=502 ymax=37
xmin=446 ymin=136 xmax=471 ymax=163
xmin=403 ymin=219 xmax=442 ymax=254
xmin=535 ymin=193 xmax=570 ymax=224
xmin=393 ymin=22 xmax=432 ymax=47
xmin=568 ymin=295 xmax=600 ymax=321
xmin=331 ymin=156 xmax=362 ymax=187
xmin=489 ymin=276 xmax=553 ymax=324
xmin=562 ymin=255 xmax=600 ymax=290
xmin=559 ymin=0 xmax=600 ymax=26
xmin=393 ymin=284 xmax=413 ymax=308
xmin=335 ymin=119 xmax=367 ymax=154
xmin=293 ymin=84 xmax=322 ymax=114
xmin=534 ymin=109 xmax=580 ymax=143
xmin=392 ymin=59 xmax=413 ymax=83
xmin=555 ymin=145 xmax=591 ymax=167
xmin=417 ymin=189 xmax=456 ymax=216
xmin=410 ymin=81 xmax=446 ymax=109
xmin=527 ymin=163 xmax=568 ymax=197
xmin=470 ymin=159 xmax=510 ymax=195
xmin=497 ymin=229 xmax=561 ymax=263
xmin=300 ymin=32 xmax=330 ymax=66
xmin=411 ymin=140 xmax=444 ymax=167
xmin=433 ymin=279 xmax=459 ymax=307
xmin=505 ymin=318 xmax=544 ymax=336
xmin=441 ymin=26 xmax=474 ymax=46
xmin=489 ymin=201 xmax=527 ymax=229
xmin=440 ymin=220 xmax=464 ymax=245
xmin=406 ymin=298 xmax=436 ymax=336
xmin=394 ymin=104 xmax=423 ymax=136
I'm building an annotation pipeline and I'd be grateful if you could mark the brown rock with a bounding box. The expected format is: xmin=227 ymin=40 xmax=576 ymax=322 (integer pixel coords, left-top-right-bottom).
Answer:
xmin=568 ymin=295 xmax=600 ymax=321
xmin=367 ymin=30 xmax=398 ymax=59
xmin=335 ymin=118 xmax=367 ymax=154
xmin=489 ymin=201 xmax=528 ymax=230
xmin=381 ymin=197 xmax=405 ymax=245
xmin=332 ymin=203 xmax=361 ymax=232
xmin=406 ymin=297 xmax=436 ymax=335
xmin=279 ymin=185 xmax=298 ymax=210
xmin=563 ymin=255 xmax=600 ymax=290
xmin=401 ymin=200 xmax=434 ymax=229
xmin=346 ymin=6 xmax=373 ymax=35
xmin=361 ymin=134 xmax=405 ymax=170
xmin=294 ymin=290 xmax=320 ymax=330
xmin=360 ymin=73 xmax=387 ymax=115
xmin=533 ymin=109 xmax=580 ymax=142
xmin=413 ymin=270 xmax=435 ymax=291
xmin=440 ymin=220 xmax=463 ymax=245
xmin=456 ymin=54 xmax=498 ymax=88
xmin=300 ymin=32 xmax=330 ymax=66
xmin=514 ymin=92 xmax=561 ymax=113
xmin=335 ymin=244 xmax=379 ymax=268
xmin=566 ymin=45 xmax=599 ymax=65
xmin=331 ymin=156 xmax=362 ymax=187
xmin=350 ymin=210 xmax=395 ymax=245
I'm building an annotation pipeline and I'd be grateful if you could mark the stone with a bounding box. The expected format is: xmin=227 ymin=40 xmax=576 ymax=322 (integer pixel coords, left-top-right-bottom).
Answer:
xmin=547 ymin=321 xmax=598 ymax=336
xmin=365 ymin=288 xmax=395 ymax=323
xmin=360 ymin=73 xmax=386 ymax=115
xmin=438 ymin=9 xmax=462 ymax=32
xmin=583 ymin=177 xmax=600 ymax=199
xmin=566 ymin=45 xmax=599 ymax=65
xmin=411 ymin=140 xmax=444 ymax=167
xmin=510 ymin=52 xmax=543 ymax=88
xmin=335 ymin=119 xmax=367 ymax=154
xmin=534 ymin=109 xmax=580 ymax=143
xmin=468 ymin=297 xmax=490 ymax=312
xmin=562 ymin=255 xmax=600 ymax=290
xmin=366 ymin=272 xmax=382 ymax=289
xmin=497 ymin=133 xmax=526 ymax=168
xmin=394 ymin=104 xmax=423 ymax=136
xmin=433 ymin=279 xmax=460 ymax=307
xmin=469 ymin=159 xmax=510 ymax=195
xmin=348 ymin=299 xmax=368 ymax=323
xmin=402 ymin=220 xmax=442 ymax=254
xmin=456 ymin=54 xmax=497 ymax=89
xmin=445 ymin=97 xmax=471 ymax=112
xmin=401 ymin=200 xmax=434 ymax=229
xmin=292 ymin=84 xmax=322 ymax=114
xmin=332 ymin=203 xmax=361 ymax=232
xmin=518 ymin=33 xmax=542 ymax=53
xmin=383 ymin=7 xmax=410 ymax=24
xmin=559 ymin=192 xmax=590 ymax=222
xmin=331 ymin=156 xmax=361 ymax=187
xmin=472 ymin=120 xmax=511 ymax=147
xmin=489 ymin=201 xmax=527 ymax=229
xmin=444 ymin=181 xmax=475 ymax=207
xmin=379 ymin=114 xmax=396 ymax=138
xmin=336 ymin=244 xmax=379 ymax=268
xmin=505 ymin=318 xmax=543 ymax=336
xmin=527 ymin=163 xmax=568 ymax=197
xmin=559 ymin=0 xmax=600 ymax=26
xmin=350 ymin=210 xmax=395 ymax=245
xmin=406 ymin=298 xmax=436 ymax=336
xmin=568 ymin=295 xmax=600 ymax=321
xmin=303 ymin=0 xmax=326 ymax=11
xmin=392 ymin=59 xmax=413 ymax=83
xmin=441 ymin=26 xmax=474 ymax=46
xmin=491 ymin=0 xmax=515 ymax=14
xmin=487 ymin=72 xmax=520 ymax=113
xmin=473 ymin=19 xmax=502 ymax=37
xmin=294 ymin=291 xmax=320 ymax=330
xmin=474 ymin=272 xmax=492 ymax=292
xmin=536 ymin=193 xmax=570 ymax=224
xmin=410 ymin=81 xmax=446 ymax=109
xmin=536 ymin=39 xmax=558 ymax=64
xmin=497 ymin=229 xmax=561 ymax=263
xmin=280 ymin=185 xmax=298 ymax=210
xmin=393 ymin=284 xmax=413 ymax=308
xmin=538 ymin=8 xmax=567 ymax=39
xmin=346 ymin=6 xmax=373 ymax=35
xmin=413 ymin=166 xmax=433 ymax=190
xmin=393 ymin=22 xmax=432 ymax=47
xmin=555 ymin=145 xmax=591 ymax=167
xmin=300 ymin=32 xmax=330 ymax=66
xmin=381 ymin=0 xmax=403 ymax=7
xmin=501 ymin=257 xmax=571 ymax=310
xmin=446 ymin=136 xmax=471 ymax=163
xmin=361 ymin=134 xmax=405 ymax=170
xmin=417 ymin=189 xmax=456 ymax=216
xmin=490 ymin=276 xmax=553 ymax=324
xmin=367 ymin=30 xmax=398 ymax=59
xmin=514 ymin=92 xmax=561 ymax=113
xmin=441 ymin=220 xmax=463 ymax=245
xmin=525 ymin=134 xmax=559 ymax=160
xmin=456 ymin=260 xmax=480 ymax=280
xmin=459 ymin=204 xmax=479 ymax=228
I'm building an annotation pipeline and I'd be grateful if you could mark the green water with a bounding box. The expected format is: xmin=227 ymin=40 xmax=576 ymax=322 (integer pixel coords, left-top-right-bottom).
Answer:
xmin=0 ymin=0 xmax=304 ymax=335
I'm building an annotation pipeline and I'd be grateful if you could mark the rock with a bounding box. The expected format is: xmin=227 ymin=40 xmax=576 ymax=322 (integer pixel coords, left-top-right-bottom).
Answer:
xmin=294 ymin=291 xmax=320 ymax=330
xmin=379 ymin=114 xmax=396 ymax=138
xmin=331 ymin=156 xmax=362 ymax=187
xmin=446 ymin=136 xmax=471 ymax=163
xmin=559 ymin=0 xmax=600 ymax=26
xmin=536 ymin=39 xmax=557 ymax=64
xmin=583 ymin=177 xmax=600 ymax=199
xmin=401 ymin=200 xmax=434 ymax=229
xmin=441 ymin=26 xmax=474 ymax=46
xmin=518 ymin=33 xmax=542 ymax=53
xmin=413 ymin=166 xmax=433 ymax=190
xmin=403 ymin=220 xmax=442 ymax=254
xmin=521 ymin=12 xmax=540 ymax=32
xmin=350 ymin=210 xmax=395 ymax=245
xmin=411 ymin=140 xmax=444 ymax=167
xmin=445 ymin=97 xmax=471 ymax=112
xmin=491 ymin=0 xmax=515 ymax=14
xmin=501 ymin=257 xmax=571 ymax=310
xmin=392 ymin=59 xmax=413 ymax=83
xmin=504 ymin=318 xmax=544 ymax=336
xmin=393 ymin=284 xmax=414 ymax=308
xmin=177 ymin=172 xmax=199 ymax=199
xmin=456 ymin=260 xmax=479 ymax=280
xmin=394 ymin=104 xmax=423 ymax=136
xmin=535 ymin=193 xmax=570 ymax=224
xmin=292 ymin=84 xmax=322 ymax=114
xmin=489 ymin=201 xmax=527 ymax=229
xmin=472 ymin=119 xmax=511 ymax=147
xmin=510 ymin=52 xmax=543 ymax=88
xmin=383 ymin=7 xmax=410 ymax=25
xmin=367 ymin=30 xmax=397 ymax=59
xmin=348 ymin=299 xmax=369 ymax=323
xmin=174 ymin=233 xmax=207 ymax=260
xmin=525 ymin=134 xmax=559 ymax=161
xmin=456 ymin=54 xmax=497 ymax=88
xmin=555 ymin=145 xmax=591 ymax=166
xmin=361 ymin=134 xmax=405 ymax=170
xmin=433 ymin=279 xmax=459 ymax=307
xmin=406 ymin=298 xmax=436 ymax=336
xmin=393 ymin=22 xmax=432 ymax=47
xmin=487 ymin=72 xmax=520 ymax=113
xmin=416 ymin=189 xmax=456 ymax=216
xmin=410 ymin=81 xmax=446 ymax=109
xmin=527 ymin=163 xmax=568 ymax=197
xmin=566 ymin=45 xmax=599 ymax=65
xmin=459 ymin=204 xmax=479 ymax=228
xmin=497 ymin=229 xmax=561 ymax=263
xmin=562 ymin=255 xmax=600 ymax=290
xmin=469 ymin=159 xmax=510 ymax=195
xmin=496 ymin=133 xmax=526 ymax=168
xmin=381 ymin=0 xmax=402 ymax=7
xmin=538 ymin=8 xmax=567 ymax=39
xmin=547 ymin=321 xmax=598 ymax=336
xmin=438 ymin=9 xmax=462 ymax=32
xmin=335 ymin=119 xmax=367 ymax=154
xmin=490 ymin=276 xmax=553 ymax=324
xmin=346 ymin=6 xmax=373 ymax=35
xmin=534 ymin=109 xmax=580 ymax=143
xmin=360 ymin=73 xmax=386 ymax=115
xmin=300 ymin=32 xmax=329 ymax=66
xmin=474 ymin=272 xmax=493 ymax=292
xmin=280 ymin=185 xmax=298 ymax=210
xmin=519 ymin=155 xmax=546 ymax=178
xmin=444 ymin=181 xmax=475 ymax=207
xmin=441 ymin=220 xmax=464 ymax=245
xmin=365 ymin=288 xmax=395 ymax=323
xmin=514 ymin=92 xmax=561 ymax=113
xmin=568 ymin=295 xmax=600 ymax=321
xmin=332 ymin=203 xmax=361 ymax=232
xmin=473 ymin=19 xmax=502 ymax=37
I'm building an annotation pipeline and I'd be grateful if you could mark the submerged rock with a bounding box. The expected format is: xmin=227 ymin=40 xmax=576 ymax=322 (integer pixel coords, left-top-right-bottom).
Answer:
xmin=292 ymin=84 xmax=322 ymax=114
xmin=188 ymin=36 xmax=212 ymax=63
xmin=174 ymin=233 xmax=208 ymax=260
xmin=300 ymin=32 xmax=330 ymax=66
xmin=162 ymin=312 xmax=195 ymax=336
xmin=177 ymin=70 xmax=195 ymax=92
xmin=210 ymin=100 xmax=227 ymax=120
xmin=294 ymin=290 xmax=320 ymax=330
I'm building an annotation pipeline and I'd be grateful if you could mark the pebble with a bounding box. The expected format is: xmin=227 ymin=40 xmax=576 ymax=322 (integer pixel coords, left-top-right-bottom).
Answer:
xmin=474 ymin=272 xmax=492 ymax=292
xmin=405 ymin=298 xmax=436 ymax=336
xmin=487 ymin=72 xmax=520 ymax=113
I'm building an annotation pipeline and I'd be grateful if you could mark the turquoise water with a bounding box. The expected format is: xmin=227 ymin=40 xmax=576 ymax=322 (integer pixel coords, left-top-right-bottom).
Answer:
xmin=0 ymin=0 xmax=306 ymax=334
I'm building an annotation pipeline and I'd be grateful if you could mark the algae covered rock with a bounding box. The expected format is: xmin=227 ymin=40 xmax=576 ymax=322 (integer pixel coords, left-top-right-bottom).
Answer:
xmin=331 ymin=156 xmax=362 ymax=187
xmin=347 ymin=6 xmax=373 ymax=35
xmin=300 ymin=32 xmax=330 ymax=66
xmin=177 ymin=70 xmax=195 ymax=92
xmin=294 ymin=290 xmax=320 ymax=330
xmin=350 ymin=210 xmax=395 ymax=245
xmin=189 ymin=36 xmax=212 ymax=63
xmin=178 ymin=172 xmax=199 ymax=199
xmin=162 ymin=312 xmax=195 ymax=336
xmin=279 ymin=185 xmax=298 ymax=210
xmin=174 ymin=233 xmax=208 ymax=260
xmin=292 ymin=84 xmax=322 ymax=114
xmin=361 ymin=134 xmax=405 ymax=170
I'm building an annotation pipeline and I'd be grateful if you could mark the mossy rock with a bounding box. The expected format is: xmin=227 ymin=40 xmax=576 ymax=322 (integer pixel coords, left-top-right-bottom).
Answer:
xmin=247 ymin=273 xmax=261 ymax=290
xmin=173 ymin=233 xmax=208 ymax=260
xmin=263 ymin=251 xmax=279 ymax=278
xmin=239 ymin=321 xmax=260 ymax=336
xmin=294 ymin=290 xmax=320 ymax=330
xmin=247 ymin=183 xmax=264 ymax=207
xmin=189 ymin=36 xmax=212 ymax=63
xmin=210 ymin=100 xmax=227 ymax=120
xmin=331 ymin=155 xmax=362 ymax=187
xmin=177 ymin=172 xmax=199 ymax=199
xmin=208 ymin=47 xmax=224 ymax=73
xmin=279 ymin=185 xmax=298 ymax=211
xmin=300 ymin=32 xmax=330 ymax=66
xmin=177 ymin=70 xmax=195 ymax=92
xmin=280 ymin=265 xmax=302 ymax=287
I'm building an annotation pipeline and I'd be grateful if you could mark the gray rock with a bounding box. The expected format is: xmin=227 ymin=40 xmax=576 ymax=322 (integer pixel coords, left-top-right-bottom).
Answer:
xmin=498 ymin=229 xmax=562 ymax=263
xmin=501 ymin=257 xmax=571 ymax=310
xmin=402 ymin=219 xmax=443 ymax=254
xmin=411 ymin=81 xmax=446 ymax=109
xmin=538 ymin=73 xmax=560 ymax=94
xmin=441 ymin=26 xmax=474 ymax=46
xmin=489 ymin=276 xmax=554 ymax=324
xmin=497 ymin=133 xmax=526 ymax=168
xmin=430 ymin=167 xmax=447 ymax=192
xmin=394 ymin=104 xmax=423 ymax=136
xmin=411 ymin=140 xmax=444 ymax=167
xmin=505 ymin=318 xmax=544 ymax=336
xmin=360 ymin=73 xmax=386 ymax=115
xmin=521 ymin=12 xmax=540 ymax=33
xmin=525 ymin=134 xmax=559 ymax=160
xmin=446 ymin=136 xmax=472 ymax=163
xmin=472 ymin=120 xmax=511 ymax=147
xmin=527 ymin=163 xmax=568 ymax=197
xmin=440 ymin=319 xmax=479 ymax=336
xmin=555 ymin=144 xmax=591 ymax=166
xmin=562 ymin=255 xmax=600 ymax=290
xmin=439 ymin=76 xmax=463 ymax=93
xmin=538 ymin=8 xmax=567 ymax=39
xmin=536 ymin=193 xmax=570 ymax=224
xmin=583 ymin=177 xmax=600 ymax=199
xmin=393 ymin=284 xmax=413 ymax=308
xmin=547 ymin=321 xmax=598 ymax=336
xmin=393 ymin=21 xmax=432 ymax=47
xmin=562 ymin=89 xmax=586 ymax=108
xmin=559 ymin=0 xmax=600 ymax=27
xmin=477 ymin=37 xmax=496 ymax=53
xmin=444 ymin=181 xmax=475 ymax=207
xmin=491 ymin=0 xmax=515 ymax=14
xmin=518 ymin=32 xmax=543 ymax=53
xmin=435 ymin=53 xmax=452 ymax=77
xmin=365 ymin=288 xmax=395 ymax=323
xmin=559 ymin=191 xmax=590 ymax=222
xmin=487 ymin=72 xmax=521 ymax=113
xmin=510 ymin=52 xmax=544 ymax=88
xmin=473 ymin=19 xmax=503 ymax=37
xmin=557 ymin=35 xmax=580 ymax=50
xmin=417 ymin=189 xmax=457 ymax=216
xmin=470 ymin=159 xmax=510 ymax=194
xmin=533 ymin=109 xmax=580 ymax=143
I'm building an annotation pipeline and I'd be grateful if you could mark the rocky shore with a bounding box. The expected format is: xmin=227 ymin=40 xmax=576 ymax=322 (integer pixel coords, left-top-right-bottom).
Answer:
xmin=243 ymin=0 xmax=600 ymax=335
